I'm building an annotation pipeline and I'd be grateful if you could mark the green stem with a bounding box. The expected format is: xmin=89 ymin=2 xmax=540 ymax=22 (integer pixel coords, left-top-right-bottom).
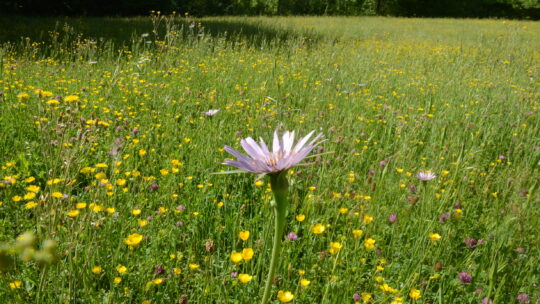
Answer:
xmin=261 ymin=173 xmax=289 ymax=304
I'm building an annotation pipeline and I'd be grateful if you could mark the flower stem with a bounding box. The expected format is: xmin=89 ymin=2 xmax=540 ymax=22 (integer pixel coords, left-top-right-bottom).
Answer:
xmin=261 ymin=173 xmax=289 ymax=304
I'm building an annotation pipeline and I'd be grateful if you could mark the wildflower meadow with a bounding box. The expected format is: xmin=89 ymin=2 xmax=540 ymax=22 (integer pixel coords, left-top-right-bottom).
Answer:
xmin=0 ymin=15 xmax=539 ymax=304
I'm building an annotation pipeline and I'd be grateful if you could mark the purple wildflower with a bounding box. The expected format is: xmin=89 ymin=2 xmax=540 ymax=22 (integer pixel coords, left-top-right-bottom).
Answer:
xmin=439 ymin=213 xmax=450 ymax=222
xmin=465 ymin=238 xmax=477 ymax=249
xmin=287 ymin=232 xmax=298 ymax=241
xmin=482 ymin=297 xmax=493 ymax=304
xmin=517 ymin=293 xmax=530 ymax=303
xmin=458 ymin=272 xmax=472 ymax=285
xmin=155 ymin=266 xmax=165 ymax=274
xmin=388 ymin=213 xmax=397 ymax=223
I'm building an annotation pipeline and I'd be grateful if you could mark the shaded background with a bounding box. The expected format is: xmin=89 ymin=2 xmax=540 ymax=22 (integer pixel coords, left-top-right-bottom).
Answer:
xmin=0 ymin=0 xmax=539 ymax=19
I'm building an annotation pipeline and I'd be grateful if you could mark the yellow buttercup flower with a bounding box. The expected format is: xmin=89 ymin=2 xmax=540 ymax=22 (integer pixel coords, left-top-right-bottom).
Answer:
xmin=328 ymin=242 xmax=342 ymax=254
xmin=238 ymin=273 xmax=253 ymax=284
xmin=238 ymin=230 xmax=250 ymax=241
xmin=352 ymin=229 xmax=363 ymax=238
xmin=242 ymin=248 xmax=254 ymax=261
xmin=64 ymin=95 xmax=80 ymax=103
xmin=364 ymin=238 xmax=376 ymax=250
xmin=26 ymin=185 xmax=40 ymax=193
xmin=92 ymin=266 xmax=102 ymax=274
xmin=124 ymin=233 xmax=143 ymax=247
xmin=361 ymin=292 xmax=372 ymax=302
xmin=277 ymin=290 xmax=294 ymax=303
xmin=9 ymin=281 xmax=22 ymax=289
xmin=429 ymin=232 xmax=441 ymax=242
xmin=116 ymin=265 xmax=127 ymax=274
xmin=311 ymin=223 xmax=325 ymax=234
xmin=230 ymin=251 xmax=243 ymax=263
xmin=363 ymin=214 xmax=373 ymax=224
xmin=67 ymin=210 xmax=79 ymax=217
xmin=409 ymin=288 xmax=421 ymax=300
xmin=25 ymin=201 xmax=38 ymax=209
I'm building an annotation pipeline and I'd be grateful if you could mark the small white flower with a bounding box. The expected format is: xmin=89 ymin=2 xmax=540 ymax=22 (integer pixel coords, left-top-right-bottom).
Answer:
xmin=224 ymin=130 xmax=324 ymax=174
xmin=416 ymin=171 xmax=437 ymax=181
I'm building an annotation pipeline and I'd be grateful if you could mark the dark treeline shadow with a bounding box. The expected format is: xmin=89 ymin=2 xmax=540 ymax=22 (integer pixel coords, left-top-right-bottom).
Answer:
xmin=0 ymin=16 xmax=322 ymax=52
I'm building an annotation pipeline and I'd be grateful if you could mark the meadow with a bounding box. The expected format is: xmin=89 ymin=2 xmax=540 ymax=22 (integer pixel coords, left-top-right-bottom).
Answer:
xmin=0 ymin=15 xmax=539 ymax=304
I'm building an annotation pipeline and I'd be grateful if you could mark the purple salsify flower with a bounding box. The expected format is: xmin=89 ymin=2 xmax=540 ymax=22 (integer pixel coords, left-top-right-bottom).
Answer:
xmin=149 ymin=183 xmax=158 ymax=192
xmin=175 ymin=221 xmax=184 ymax=227
xmin=368 ymin=169 xmax=375 ymax=176
xmin=223 ymin=130 xmax=324 ymax=174
xmin=409 ymin=184 xmax=417 ymax=193
xmin=388 ymin=213 xmax=397 ymax=223
xmin=453 ymin=201 xmax=462 ymax=209
xmin=417 ymin=171 xmax=436 ymax=181
xmin=458 ymin=272 xmax=472 ymax=285
xmin=465 ymin=238 xmax=477 ymax=249
xmin=287 ymin=232 xmax=298 ymax=241
xmin=177 ymin=205 xmax=185 ymax=211
xmin=231 ymin=272 xmax=238 ymax=278
xmin=439 ymin=213 xmax=450 ymax=222
xmin=132 ymin=128 xmax=139 ymax=135
xmin=517 ymin=293 xmax=530 ymax=303
xmin=498 ymin=155 xmax=505 ymax=160
xmin=353 ymin=293 xmax=361 ymax=302
xmin=109 ymin=148 xmax=118 ymax=156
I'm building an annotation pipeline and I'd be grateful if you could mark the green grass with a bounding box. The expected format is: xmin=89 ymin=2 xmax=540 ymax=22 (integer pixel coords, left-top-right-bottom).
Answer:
xmin=0 ymin=15 xmax=539 ymax=304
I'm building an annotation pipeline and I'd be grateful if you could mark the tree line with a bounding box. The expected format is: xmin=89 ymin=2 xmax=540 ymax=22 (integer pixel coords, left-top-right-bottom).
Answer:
xmin=1 ymin=0 xmax=538 ymax=19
